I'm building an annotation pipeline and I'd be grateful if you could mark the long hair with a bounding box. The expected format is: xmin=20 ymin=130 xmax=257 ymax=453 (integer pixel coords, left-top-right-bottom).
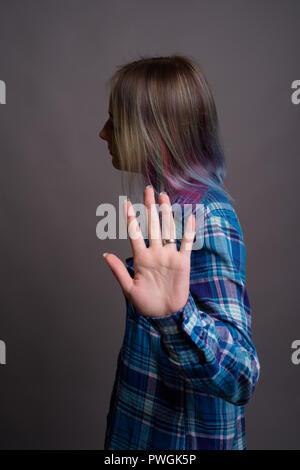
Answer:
xmin=106 ymin=54 xmax=234 ymax=209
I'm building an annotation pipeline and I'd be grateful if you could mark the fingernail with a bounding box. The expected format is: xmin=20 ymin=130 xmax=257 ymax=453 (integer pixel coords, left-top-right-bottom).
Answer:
xmin=146 ymin=185 xmax=153 ymax=189
xmin=159 ymin=191 xmax=167 ymax=196
xmin=103 ymin=252 xmax=108 ymax=258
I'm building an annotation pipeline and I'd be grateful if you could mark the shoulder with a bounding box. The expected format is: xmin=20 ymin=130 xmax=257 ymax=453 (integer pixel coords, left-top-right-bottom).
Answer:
xmin=200 ymin=188 xmax=244 ymax=241
xmin=191 ymin=188 xmax=247 ymax=282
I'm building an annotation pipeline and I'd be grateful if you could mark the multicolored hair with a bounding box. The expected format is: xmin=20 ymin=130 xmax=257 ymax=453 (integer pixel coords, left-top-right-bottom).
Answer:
xmin=106 ymin=54 xmax=234 ymax=208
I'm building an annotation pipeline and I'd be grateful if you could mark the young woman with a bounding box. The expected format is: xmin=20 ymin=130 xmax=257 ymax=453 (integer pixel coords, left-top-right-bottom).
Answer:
xmin=99 ymin=55 xmax=260 ymax=450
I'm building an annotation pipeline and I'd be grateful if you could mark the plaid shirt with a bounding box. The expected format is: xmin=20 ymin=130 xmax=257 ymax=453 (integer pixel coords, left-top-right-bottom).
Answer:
xmin=104 ymin=188 xmax=260 ymax=450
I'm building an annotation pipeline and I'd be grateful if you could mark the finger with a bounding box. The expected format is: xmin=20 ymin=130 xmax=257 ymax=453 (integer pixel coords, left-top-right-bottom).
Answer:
xmin=180 ymin=214 xmax=196 ymax=255
xmin=125 ymin=199 xmax=147 ymax=256
xmin=159 ymin=192 xmax=177 ymax=250
xmin=144 ymin=186 xmax=162 ymax=247
xmin=103 ymin=252 xmax=134 ymax=296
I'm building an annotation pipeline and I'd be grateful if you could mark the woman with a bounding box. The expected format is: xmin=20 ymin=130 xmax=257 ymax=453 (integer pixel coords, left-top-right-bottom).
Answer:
xmin=99 ymin=55 xmax=260 ymax=450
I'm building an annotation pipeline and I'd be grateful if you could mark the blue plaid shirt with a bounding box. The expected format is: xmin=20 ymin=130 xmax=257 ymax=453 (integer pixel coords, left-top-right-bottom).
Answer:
xmin=104 ymin=188 xmax=260 ymax=450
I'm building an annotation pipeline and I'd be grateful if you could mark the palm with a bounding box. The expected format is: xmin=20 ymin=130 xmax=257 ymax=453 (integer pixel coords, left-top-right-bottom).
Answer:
xmin=127 ymin=247 xmax=191 ymax=317
xmin=104 ymin=186 xmax=196 ymax=318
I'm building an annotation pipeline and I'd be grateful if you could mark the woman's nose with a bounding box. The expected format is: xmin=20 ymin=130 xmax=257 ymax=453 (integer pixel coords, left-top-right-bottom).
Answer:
xmin=99 ymin=120 xmax=110 ymax=140
xmin=99 ymin=126 xmax=106 ymax=140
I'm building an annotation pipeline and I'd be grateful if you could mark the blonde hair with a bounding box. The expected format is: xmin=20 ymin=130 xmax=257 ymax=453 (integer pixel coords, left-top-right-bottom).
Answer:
xmin=106 ymin=54 xmax=233 ymax=206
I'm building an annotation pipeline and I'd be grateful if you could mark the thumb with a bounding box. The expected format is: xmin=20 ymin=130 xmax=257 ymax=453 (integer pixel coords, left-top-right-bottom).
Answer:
xmin=103 ymin=253 xmax=133 ymax=296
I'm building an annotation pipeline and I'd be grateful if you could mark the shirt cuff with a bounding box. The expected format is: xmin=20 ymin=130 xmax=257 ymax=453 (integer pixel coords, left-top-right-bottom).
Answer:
xmin=147 ymin=292 xmax=198 ymax=335
xmin=147 ymin=292 xmax=209 ymax=369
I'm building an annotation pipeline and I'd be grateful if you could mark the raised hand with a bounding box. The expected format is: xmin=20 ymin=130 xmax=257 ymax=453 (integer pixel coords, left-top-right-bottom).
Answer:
xmin=103 ymin=186 xmax=196 ymax=318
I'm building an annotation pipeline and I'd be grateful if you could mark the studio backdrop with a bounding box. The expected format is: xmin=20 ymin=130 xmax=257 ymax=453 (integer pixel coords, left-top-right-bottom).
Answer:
xmin=0 ymin=0 xmax=299 ymax=450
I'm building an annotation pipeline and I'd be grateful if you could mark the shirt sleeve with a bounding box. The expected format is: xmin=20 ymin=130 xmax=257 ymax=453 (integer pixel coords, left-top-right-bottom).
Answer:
xmin=147 ymin=208 xmax=260 ymax=406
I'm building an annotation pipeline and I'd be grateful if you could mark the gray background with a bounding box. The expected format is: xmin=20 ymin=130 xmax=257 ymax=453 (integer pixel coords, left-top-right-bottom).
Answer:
xmin=0 ymin=0 xmax=299 ymax=450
